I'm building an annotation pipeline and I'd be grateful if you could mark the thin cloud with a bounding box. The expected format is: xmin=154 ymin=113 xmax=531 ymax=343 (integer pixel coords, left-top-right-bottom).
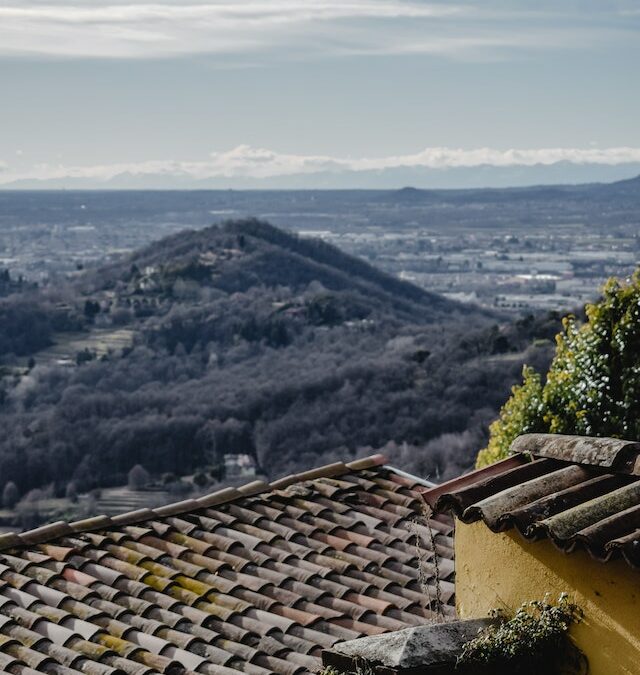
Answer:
xmin=0 ymin=1 xmax=465 ymax=58
xmin=0 ymin=1 xmax=634 ymax=60
xmin=4 ymin=145 xmax=640 ymax=184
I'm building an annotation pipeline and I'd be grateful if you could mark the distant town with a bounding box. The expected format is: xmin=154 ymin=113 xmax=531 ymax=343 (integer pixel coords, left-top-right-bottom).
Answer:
xmin=305 ymin=225 xmax=639 ymax=313
xmin=1 ymin=184 xmax=638 ymax=313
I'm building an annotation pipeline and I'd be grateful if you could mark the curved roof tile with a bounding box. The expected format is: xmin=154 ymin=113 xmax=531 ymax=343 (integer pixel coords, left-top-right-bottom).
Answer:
xmin=0 ymin=456 xmax=452 ymax=675
xmin=423 ymin=433 xmax=640 ymax=569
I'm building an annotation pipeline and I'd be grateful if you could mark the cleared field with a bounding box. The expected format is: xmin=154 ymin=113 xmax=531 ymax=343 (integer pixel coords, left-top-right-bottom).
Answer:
xmin=93 ymin=486 xmax=172 ymax=516
xmin=33 ymin=328 xmax=135 ymax=366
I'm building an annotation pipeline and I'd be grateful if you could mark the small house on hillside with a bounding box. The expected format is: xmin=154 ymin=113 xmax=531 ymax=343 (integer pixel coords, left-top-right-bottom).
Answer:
xmin=422 ymin=433 xmax=640 ymax=675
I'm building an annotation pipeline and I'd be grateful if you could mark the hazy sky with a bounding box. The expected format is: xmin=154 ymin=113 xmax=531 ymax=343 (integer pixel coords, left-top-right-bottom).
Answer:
xmin=1 ymin=0 xmax=639 ymax=184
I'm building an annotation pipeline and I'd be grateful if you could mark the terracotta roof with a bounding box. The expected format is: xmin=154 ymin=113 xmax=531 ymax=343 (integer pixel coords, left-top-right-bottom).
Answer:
xmin=423 ymin=433 xmax=640 ymax=570
xmin=0 ymin=455 xmax=455 ymax=675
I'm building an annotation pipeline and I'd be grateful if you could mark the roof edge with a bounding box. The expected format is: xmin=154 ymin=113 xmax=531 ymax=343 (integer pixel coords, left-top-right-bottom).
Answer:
xmin=0 ymin=452 xmax=389 ymax=552
xmin=420 ymin=454 xmax=526 ymax=512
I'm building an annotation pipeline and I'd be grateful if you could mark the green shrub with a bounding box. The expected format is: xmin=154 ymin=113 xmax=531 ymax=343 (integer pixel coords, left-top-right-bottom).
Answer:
xmin=479 ymin=271 xmax=640 ymax=467
xmin=458 ymin=594 xmax=583 ymax=673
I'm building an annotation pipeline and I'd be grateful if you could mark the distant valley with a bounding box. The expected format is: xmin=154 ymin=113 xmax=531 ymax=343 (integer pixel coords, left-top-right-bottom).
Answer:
xmin=1 ymin=176 xmax=638 ymax=314
xmin=1 ymin=175 xmax=637 ymax=529
xmin=0 ymin=220 xmax=558 ymax=529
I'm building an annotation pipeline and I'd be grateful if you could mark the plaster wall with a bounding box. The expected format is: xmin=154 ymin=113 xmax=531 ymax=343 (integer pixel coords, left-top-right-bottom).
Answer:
xmin=455 ymin=519 xmax=640 ymax=675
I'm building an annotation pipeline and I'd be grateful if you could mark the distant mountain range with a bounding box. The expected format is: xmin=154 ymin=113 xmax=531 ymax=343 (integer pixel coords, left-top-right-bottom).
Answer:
xmin=4 ymin=162 xmax=640 ymax=191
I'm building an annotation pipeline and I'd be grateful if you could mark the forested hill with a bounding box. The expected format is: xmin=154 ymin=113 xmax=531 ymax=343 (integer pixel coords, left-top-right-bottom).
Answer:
xmin=90 ymin=219 xmax=465 ymax=323
xmin=0 ymin=220 xmax=556 ymax=502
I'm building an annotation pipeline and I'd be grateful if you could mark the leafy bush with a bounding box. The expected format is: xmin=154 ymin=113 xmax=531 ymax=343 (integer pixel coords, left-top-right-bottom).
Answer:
xmin=458 ymin=595 xmax=583 ymax=673
xmin=479 ymin=271 xmax=640 ymax=467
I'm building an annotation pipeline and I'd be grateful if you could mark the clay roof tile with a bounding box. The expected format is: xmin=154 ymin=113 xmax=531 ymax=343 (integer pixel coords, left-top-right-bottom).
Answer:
xmin=424 ymin=433 xmax=640 ymax=572
xmin=0 ymin=459 xmax=453 ymax=674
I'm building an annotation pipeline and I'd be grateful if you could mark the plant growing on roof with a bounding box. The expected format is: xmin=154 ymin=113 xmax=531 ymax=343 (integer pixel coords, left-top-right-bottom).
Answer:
xmin=317 ymin=656 xmax=375 ymax=675
xmin=457 ymin=594 xmax=585 ymax=674
xmin=478 ymin=270 xmax=640 ymax=467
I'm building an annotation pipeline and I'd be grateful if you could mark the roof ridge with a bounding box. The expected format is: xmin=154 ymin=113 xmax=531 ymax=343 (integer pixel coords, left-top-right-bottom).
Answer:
xmin=0 ymin=453 xmax=387 ymax=552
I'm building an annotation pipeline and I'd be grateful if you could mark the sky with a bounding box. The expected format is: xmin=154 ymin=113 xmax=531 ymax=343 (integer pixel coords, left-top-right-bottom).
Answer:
xmin=1 ymin=0 xmax=639 ymax=186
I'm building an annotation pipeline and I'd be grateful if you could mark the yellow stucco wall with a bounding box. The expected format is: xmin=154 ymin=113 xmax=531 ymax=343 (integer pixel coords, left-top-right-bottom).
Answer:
xmin=455 ymin=519 xmax=640 ymax=675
